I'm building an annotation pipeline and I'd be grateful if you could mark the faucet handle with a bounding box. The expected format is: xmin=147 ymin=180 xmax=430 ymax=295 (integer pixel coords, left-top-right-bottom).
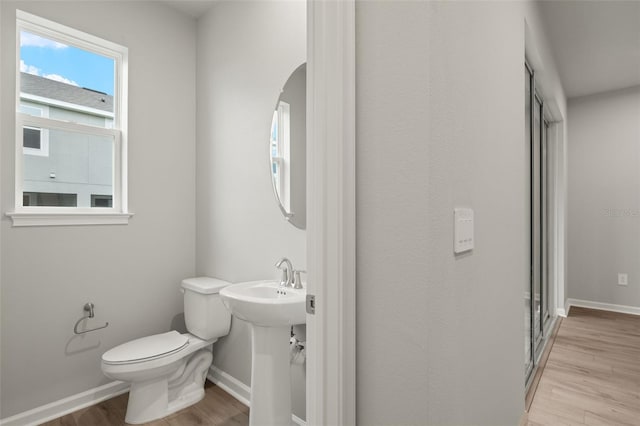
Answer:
xmin=292 ymin=270 xmax=306 ymax=289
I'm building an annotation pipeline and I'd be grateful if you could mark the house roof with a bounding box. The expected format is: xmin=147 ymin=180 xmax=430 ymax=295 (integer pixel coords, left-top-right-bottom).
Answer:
xmin=20 ymin=72 xmax=114 ymax=114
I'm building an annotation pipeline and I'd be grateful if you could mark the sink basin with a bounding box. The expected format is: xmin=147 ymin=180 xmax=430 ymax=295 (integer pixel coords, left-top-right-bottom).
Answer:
xmin=219 ymin=280 xmax=306 ymax=327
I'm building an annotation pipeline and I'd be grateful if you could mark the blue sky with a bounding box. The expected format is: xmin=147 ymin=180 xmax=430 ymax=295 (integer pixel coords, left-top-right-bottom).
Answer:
xmin=20 ymin=31 xmax=114 ymax=96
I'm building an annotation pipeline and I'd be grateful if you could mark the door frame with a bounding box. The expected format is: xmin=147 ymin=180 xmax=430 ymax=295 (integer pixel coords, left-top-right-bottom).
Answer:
xmin=305 ymin=0 xmax=356 ymax=425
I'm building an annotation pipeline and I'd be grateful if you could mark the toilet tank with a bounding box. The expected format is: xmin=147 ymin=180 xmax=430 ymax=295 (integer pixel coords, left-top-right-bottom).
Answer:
xmin=181 ymin=277 xmax=232 ymax=340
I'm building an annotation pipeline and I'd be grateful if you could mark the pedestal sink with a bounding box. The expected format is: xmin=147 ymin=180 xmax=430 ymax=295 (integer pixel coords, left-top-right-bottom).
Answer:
xmin=220 ymin=280 xmax=306 ymax=426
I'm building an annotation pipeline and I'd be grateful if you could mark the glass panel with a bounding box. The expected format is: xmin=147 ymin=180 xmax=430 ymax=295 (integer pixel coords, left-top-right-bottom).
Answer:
xmin=524 ymin=67 xmax=533 ymax=378
xmin=272 ymin=160 xmax=281 ymax=199
xmin=271 ymin=110 xmax=279 ymax=157
xmin=22 ymin=126 xmax=113 ymax=208
xmin=23 ymin=192 xmax=76 ymax=207
xmin=542 ymin=122 xmax=550 ymax=325
xmin=23 ymin=127 xmax=41 ymax=149
xmin=91 ymin=194 xmax=113 ymax=208
xmin=533 ymin=96 xmax=542 ymax=347
xmin=19 ymin=30 xmax=115 ymax=127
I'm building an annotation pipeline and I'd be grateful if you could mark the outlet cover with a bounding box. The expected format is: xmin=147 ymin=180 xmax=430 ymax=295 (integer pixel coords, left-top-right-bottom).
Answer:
xmin=618 ymin=273 xmax=628 ymax=286
xmin=454 ymin=208 xmax=474 ymax=254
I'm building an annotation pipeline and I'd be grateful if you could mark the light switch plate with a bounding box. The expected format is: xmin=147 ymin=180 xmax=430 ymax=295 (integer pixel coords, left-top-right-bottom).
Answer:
xmin=454 ymin=208 xmax=474 ymax=254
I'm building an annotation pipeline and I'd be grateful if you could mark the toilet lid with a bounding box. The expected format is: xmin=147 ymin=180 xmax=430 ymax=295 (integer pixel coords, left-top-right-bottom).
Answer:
xmin=102 ymin=331 xmax=189 ymax=364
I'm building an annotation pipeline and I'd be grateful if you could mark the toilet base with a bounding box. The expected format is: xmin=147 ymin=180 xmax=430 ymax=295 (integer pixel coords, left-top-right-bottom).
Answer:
xmin=123 ymin=349 xmax=212 ymax=424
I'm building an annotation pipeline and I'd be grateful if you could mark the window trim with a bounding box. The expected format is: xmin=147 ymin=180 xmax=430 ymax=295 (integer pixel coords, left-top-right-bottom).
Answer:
xmin=8 ymin=10 xmax=131 ymax=226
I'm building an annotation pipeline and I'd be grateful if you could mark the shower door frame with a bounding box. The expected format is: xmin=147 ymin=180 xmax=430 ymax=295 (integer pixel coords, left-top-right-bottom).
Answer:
xmin=525 ymin=61 xmax=557 ymax=388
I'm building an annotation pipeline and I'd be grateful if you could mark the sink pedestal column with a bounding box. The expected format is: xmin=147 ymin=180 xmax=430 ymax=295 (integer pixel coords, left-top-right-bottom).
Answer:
xmin=249 ymin=324 xmax=292 ymax=426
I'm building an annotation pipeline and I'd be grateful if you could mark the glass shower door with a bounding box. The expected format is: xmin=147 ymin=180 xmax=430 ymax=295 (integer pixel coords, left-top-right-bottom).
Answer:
xmin=533 ymin=95 xmax=543 ymax=349
xmin=524 ymin=66 xmax=533 ymax=379
xmin=525 ymin=62 xmax=553 ymax=386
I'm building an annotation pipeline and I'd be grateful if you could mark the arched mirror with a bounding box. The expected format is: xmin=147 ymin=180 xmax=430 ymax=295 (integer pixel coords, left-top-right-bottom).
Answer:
xmin=270 ymin=63 xmax=306 ymax=229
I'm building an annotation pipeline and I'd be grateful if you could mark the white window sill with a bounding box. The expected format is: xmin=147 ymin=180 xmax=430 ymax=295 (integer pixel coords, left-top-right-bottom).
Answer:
xmin=5 ymin=211 xmax=133 ymax=227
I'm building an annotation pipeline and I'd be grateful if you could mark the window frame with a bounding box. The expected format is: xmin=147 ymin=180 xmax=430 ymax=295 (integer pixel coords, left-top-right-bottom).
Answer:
xmin=8 ymin=10 xmax=131 ymax=226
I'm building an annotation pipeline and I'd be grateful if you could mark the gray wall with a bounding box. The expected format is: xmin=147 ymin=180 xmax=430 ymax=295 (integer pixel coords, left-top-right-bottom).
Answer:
xmin=356 ymin=1 xmax=565 ymax=424
xmin=195 ymin=0 xmax=306 ymax=420
xmin=568 ymin=86 xmax=640 ymax=307
xmin=1 ymin=1 xmax=196 ymax=418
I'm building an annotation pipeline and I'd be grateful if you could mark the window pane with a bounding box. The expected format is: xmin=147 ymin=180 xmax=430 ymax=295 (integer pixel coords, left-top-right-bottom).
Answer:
xmin=271 ymin=110 xmax=279 ymax=156
xmin=91 ymin=194 xmax=113 ymax=208
xmin=22 ymin=127 xmax=113 ymax=208
xmin=19 ymin=30 xmax=115 ymax=127
xmin=23 ymin=192 xmax=77 ymax=207
xmin=23 ymin=127 xmax=41 ymax=149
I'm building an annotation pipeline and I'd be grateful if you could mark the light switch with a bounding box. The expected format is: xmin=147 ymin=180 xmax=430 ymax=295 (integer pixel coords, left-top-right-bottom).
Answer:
xmin=454 ymin=208 xmax=474 ymax=254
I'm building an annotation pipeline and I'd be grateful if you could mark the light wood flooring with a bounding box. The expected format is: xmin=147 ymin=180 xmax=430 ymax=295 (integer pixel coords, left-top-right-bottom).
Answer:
xmin=525 ymin=306 xmax=640 ymax=426
xmin=40 ymin=381 xmax=249 ymax=426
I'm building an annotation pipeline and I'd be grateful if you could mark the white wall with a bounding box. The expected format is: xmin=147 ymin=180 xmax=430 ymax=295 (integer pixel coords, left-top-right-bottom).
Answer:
xmin=355 ymin=1 xmax=566 ymax=424
xmin=568 ymin=86 xmax=640 ymax=307
xmin=0 ymin=1 xmax=196 ymax=418
xmin=195 ymin=0 xmax=306 ymax=420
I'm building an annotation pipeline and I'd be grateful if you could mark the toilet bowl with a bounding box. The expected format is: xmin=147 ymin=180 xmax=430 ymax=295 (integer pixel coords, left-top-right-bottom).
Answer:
xmin=101 ymin=277 xmax=231 ymax=424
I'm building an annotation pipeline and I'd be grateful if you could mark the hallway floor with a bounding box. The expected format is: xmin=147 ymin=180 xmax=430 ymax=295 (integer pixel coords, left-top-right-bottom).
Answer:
xmin=40 ymin=381 xmax=249 ymax=426
xmin=525 ymin=307 xmax=640 ymax=425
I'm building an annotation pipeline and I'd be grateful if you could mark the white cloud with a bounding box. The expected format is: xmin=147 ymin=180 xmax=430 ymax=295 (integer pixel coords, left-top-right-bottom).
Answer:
xmin=20 ymin=32 xmax=67 ymax=49
xmin=43 ymin=73 xmax=79 ymax=87
xmin=20 ymin=60 xmax=79 ymax=87
xmin=20 ymin=59 xmax=40 ymax=75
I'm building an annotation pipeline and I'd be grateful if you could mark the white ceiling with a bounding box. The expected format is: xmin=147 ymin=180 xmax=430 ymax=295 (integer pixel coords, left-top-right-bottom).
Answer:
xmin=163 ymin=0 xmax=217 ymax=19
xmin=539 ymin=0 xmax=640 ymax=99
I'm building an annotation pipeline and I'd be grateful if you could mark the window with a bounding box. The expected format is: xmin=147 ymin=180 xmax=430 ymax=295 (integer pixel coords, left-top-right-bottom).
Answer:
xmin=23 ymin=127 xmax=42 ymax=149
xmin=23 ymin=192 xmax=77 ymax=207
xmin=91 ymin=194 xmax=113 ymax=208
xmin=270 ymin=101 xmax=291 ymax=212
xmin=20 ymin=103 xmax=49 ymax=156
xmin=8 ymin=11 xmax=130 ymax=226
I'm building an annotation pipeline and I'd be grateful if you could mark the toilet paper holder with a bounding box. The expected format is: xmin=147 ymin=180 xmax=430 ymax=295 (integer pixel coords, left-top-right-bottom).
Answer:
xmin=73 ymin=302 xmax=109 ymax=335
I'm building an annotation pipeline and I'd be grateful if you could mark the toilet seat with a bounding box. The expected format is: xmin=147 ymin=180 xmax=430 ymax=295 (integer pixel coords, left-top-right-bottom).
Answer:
xmin=102 ymin=331 xmax=189 ymax=365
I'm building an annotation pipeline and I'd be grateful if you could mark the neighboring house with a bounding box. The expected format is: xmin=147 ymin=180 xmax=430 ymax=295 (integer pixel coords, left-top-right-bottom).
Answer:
xmin=20 ymin=72 xmax=114 ymax=208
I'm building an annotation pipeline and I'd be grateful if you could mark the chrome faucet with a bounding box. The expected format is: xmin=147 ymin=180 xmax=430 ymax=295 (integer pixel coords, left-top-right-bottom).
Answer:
xmin=275 ymin=257 xmax=293 ymax=287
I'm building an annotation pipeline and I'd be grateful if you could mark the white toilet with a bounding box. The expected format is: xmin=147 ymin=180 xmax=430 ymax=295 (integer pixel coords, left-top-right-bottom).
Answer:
xmin=101 ymin=277 xmax=231 ymax=424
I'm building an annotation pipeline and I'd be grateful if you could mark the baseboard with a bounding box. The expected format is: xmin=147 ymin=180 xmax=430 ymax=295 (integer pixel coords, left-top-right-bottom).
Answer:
xmin=557 ymin=300 xmax=568 ymax=318
xmin=292 ymin=414 xmax=306 ymax=426
xmin=207 ymin=365 xmax=307 ymax=426
xmin=207 ymin=365 xmax=251 ymax=407
xmin=0 ymin=381 xmax=129 ymax=426
xmin=566 ymin=298 xmax=640 ymax=316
